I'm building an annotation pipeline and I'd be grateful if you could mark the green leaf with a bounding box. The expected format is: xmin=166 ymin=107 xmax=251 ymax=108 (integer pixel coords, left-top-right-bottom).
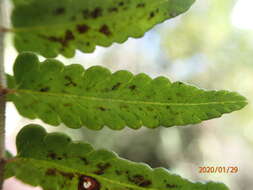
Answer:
xmin=6 ymin=52 xmax=247 ymax=130
xmin=5 ymin=124 xmax=229 ymax=190
xmin=11 ymin=0 xmax=195 ymax=57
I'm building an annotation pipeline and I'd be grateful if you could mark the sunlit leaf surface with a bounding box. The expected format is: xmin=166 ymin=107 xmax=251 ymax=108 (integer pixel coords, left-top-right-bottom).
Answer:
xmin=5 ymin=124 xmax=230 ymax=190
xmin=11 ymin=0 xmax=195 ymax=57
xmin=6 ymin=53 xmax=247 ymax=130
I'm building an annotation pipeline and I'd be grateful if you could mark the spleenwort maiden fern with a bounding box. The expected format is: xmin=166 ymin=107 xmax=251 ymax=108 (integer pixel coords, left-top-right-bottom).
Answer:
xmin=0 ymin=0 xmax=248 ymax=190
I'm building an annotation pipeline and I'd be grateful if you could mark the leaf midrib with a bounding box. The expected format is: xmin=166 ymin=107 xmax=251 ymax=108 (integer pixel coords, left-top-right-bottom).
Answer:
xmin=12 ymin=157 xmax=165 ymax=190
xmin=13 ymin=89 xmax=246 ymax=107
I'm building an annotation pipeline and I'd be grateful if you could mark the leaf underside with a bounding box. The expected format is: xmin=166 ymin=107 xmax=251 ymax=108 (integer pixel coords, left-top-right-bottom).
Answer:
xmin=5 ymin=124 xmax=229 ymax=190
xmin=6 ymin=53 xmax=247 ymax=130
xmin=11 ymin=0 xmax=195 ymax=57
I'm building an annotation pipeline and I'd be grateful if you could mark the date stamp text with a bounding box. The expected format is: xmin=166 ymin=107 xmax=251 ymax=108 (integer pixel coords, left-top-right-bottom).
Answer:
xmin=199 ymin=166 xmax=238 ymax=174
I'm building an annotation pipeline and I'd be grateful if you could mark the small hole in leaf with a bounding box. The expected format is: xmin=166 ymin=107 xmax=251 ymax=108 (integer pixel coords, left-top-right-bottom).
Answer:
xmin=78 ymin=176 xmax=100 ymax=190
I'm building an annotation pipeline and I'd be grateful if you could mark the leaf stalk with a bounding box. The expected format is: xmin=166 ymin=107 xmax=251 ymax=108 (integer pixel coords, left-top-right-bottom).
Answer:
xmin=0 ymin=27 xmax=10 ymax=33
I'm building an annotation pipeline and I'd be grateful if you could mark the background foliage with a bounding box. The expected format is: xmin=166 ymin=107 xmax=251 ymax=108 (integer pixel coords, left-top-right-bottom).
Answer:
xmin=3 ymin=0 xmax=253 ymax=190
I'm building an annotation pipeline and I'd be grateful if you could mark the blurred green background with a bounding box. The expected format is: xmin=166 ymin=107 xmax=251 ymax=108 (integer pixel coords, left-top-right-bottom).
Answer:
xmin=3 ymin=0 xmax=253 ymax=190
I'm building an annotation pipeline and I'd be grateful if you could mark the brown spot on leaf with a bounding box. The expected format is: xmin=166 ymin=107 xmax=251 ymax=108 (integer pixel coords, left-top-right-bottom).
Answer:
xmin=77 ymin=24 xmax=90 ymax=33
xmin=136 ymin=3 xmax=145 ymax=8
xmin=112 ymin=82 xmax=121 ymax=90
xmin=108 ymin=7 xmax=118 ymax=12
xmin=120 ymin=104 xmax=129 ymax=109
xmin=65 ymin=30 xmax=75 ymax=41
xmin=94 ymin=163 xmax=111 ymax=175
xmin=40 ymin=87 xmax=50 ymax=92
xmin=64 ymin=103 xmax=72 ymax=107
xmin=59 ymin=171 xmax=74 ymax=180
xmin=98 ymin=107 xmax=107 ymax=111
xmin=118 ymin=2 xmax=124 ymax=6
xmin=47 ymin=152 xmax=63 ymax=160
xmin=65 ymin=76 xmax=77 ymax=87
xmin=47 ymin=36 xmax=62 ymax=44
xmin=78 ymin=175 xmax=100 ymax=190
xmin=82 ymin=9 xmax=90 ymax=19
xmin=129 ymin=85 xmax=136 ymax=90
xmin=99 ymin=25 xmax=111 ymax=36
xmin=54 ymin=7 xmax=65 ymax=15
xmin=91 ymin=7 xmax=102 ymax=18
xmin=46 ymin=168 xmax=74 ymax=179
xmin=128 ymin=175 xmax=152 ymax=187
xmin=80 ymin=157 xmax=89 ymax=165
xmin=115 ymin=170 xmax=122 ymax=175
xmin=149 ymin=11 xmax=155 ymax=19
xmin=47 ymin=152 xmax=57 ymax=160
xmin=166 ymin=184 xmax=177 ymax=188
xmin=46 ymin=168 xmax=57 ymax=176
xmin=45 ymin=30 xmax=74 ymax=47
